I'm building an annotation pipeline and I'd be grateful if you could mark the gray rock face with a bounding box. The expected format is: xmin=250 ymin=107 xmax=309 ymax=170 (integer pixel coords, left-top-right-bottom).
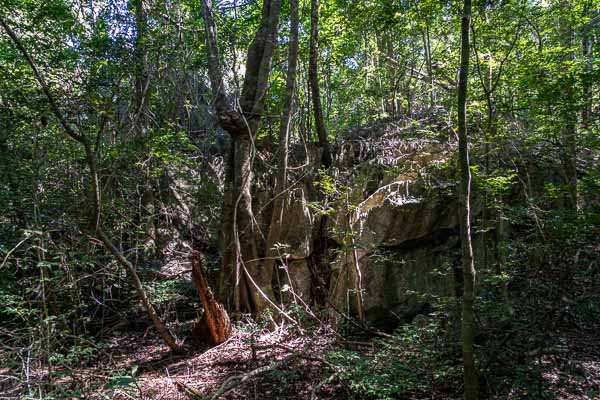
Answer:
xmin=326 ymin=135 xmax=463 ymax=330
xmin=261 ymin=120 xmax=467 ymax=330
xmin=279 ymin=185 xmax=314 ymax=260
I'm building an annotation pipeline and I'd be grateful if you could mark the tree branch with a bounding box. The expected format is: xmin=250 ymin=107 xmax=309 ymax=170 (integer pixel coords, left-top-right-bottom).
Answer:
xmin=0 ymin=17 xmax=83 ymax=143
xmin=0 ymin=15 xmax=184 ymax=353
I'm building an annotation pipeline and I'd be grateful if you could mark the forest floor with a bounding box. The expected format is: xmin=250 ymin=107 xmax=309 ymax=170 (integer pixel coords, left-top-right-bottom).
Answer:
xmin=535 ymin=329 xmax=600 ymax=400
xmin=50 ymin=323 xmax=350 ymax=400
xmin=34 ymin=319 xmax=600 ymax=400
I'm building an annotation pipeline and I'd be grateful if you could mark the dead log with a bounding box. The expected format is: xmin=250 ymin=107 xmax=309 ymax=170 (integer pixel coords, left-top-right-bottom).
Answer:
xmin=191 ymin=251 xmax=231 ymax=345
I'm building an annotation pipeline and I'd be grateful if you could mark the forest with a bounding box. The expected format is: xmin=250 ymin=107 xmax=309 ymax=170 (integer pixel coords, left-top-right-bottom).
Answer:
xmin=0 ymin=0 xmax=599 ymax=398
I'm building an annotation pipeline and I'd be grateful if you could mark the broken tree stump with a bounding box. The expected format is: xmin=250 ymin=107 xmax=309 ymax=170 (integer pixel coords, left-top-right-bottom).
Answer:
xmin=191 ymin=250 xmax=231 ymax=345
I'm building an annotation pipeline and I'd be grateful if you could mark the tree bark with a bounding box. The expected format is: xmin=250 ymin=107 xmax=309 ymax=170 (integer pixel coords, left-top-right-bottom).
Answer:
xmin=191 ymin=251 xmax=231 ymax=345
xmin=457 ymin=0 xmax=478 ymax=398
xmin=309 ymin=0 xmax=332 ymax=168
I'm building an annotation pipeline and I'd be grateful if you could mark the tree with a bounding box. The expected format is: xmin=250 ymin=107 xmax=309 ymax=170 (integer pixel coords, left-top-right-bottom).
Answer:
xmin=471 ymin=1 xmax=523 ymax=273
xmin=0 ymin=16 xmax=184 ymax=353
xmin=201 ymin=0 xmax=282 ymax=313
xmin=558 ymin=0 xmax=578 ymax=211
xmin=309 ymin=0 xmax=332 ymax=168
xmin=263 ymin=0 xmax=300 ymax=293
xmin=132 ymin=0 xmax=158 ymax=256
xmin=456 ymin=0 xmax=478 ymax=398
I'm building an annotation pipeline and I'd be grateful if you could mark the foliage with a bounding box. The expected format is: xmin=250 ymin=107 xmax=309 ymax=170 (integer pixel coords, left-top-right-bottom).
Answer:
xmin=331 ymin=305 xmax=462 ymax=399
xmin=0 ymin=0 xmax=598 ymax=397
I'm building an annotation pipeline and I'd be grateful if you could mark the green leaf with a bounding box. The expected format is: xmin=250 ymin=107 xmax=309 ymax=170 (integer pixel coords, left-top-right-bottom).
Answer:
xmin=105 ymin=375 xmax=134 ymax=389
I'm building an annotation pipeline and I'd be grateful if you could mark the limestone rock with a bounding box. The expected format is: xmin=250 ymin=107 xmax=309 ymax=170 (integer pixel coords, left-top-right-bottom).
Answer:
xmin=328 ymin=137 xmax=462 ymax=330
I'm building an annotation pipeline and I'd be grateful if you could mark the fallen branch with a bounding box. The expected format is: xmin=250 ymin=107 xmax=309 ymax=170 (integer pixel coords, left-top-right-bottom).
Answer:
xmin=208 ymin=351 xmax=304 ymax=400
xmin=311 ymin=370 xmax=342 ymax=400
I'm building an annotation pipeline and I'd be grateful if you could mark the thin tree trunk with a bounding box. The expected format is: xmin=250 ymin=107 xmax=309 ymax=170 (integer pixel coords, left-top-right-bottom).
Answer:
xmin=484 ymin=54 xmax=496 ymax=274
xmin=422 ymin=23 xmax=436 ymax=108
xmin=218 ymin=142 xmax=235 ymax=304
xmin=559 ymin=0 xmax=578 ymax=211
xmin=457 ymin=0 xmax=478 ymax=398
xmin=581 ymin=31 xmax=592 ymax=132
xmin=133 ymin=0 xmax=157 ymax=256
xmin=97 ymin=224 xmax=182 ymax=351
xmin=580 ymin=0 xmax=594 ymax=135
xmin=348 ymin=215 xmax=364 ymax=321
xmin=309 ymin=0 xmax=332 ymax=168
xmin=263 ymin=0 xmax=300 ymax=289
xmin=472 ymin=13 xmax=521 ymax=275
xmin=307 ymin=0 xmax=337 ymax=313
xmin=0 ymin=17 xmax=184 ymax=352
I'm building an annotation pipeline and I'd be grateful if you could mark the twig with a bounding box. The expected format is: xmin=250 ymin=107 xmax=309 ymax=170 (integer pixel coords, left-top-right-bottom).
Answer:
xmin=0 ymin=233 xmax=36 ymax=270
xmin=310 ymin=370 xmax=342 ymax=400
xmin=176 ymin=380 xmax=205 ymax=399
xmin=209 ymin=351 xmax=304 ymax=400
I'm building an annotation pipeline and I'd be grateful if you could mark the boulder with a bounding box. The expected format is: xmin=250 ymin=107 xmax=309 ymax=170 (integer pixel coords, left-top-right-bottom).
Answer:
xmin=328 ymin=137 xmax=463 ymax=330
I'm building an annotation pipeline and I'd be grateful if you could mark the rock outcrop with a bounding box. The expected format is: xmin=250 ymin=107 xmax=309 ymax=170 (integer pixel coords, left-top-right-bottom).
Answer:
xmin=327 ymin=124 xmax=462 ymax=331
xmin=263 ymin=118 xmax=472 ymax=330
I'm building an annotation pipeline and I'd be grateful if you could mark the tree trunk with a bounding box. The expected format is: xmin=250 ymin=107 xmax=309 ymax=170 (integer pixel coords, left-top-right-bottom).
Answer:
xmin=422 ymin=24 xmax=436 ymax=108
xmin=233 ymin=135 xmax=264 ymax=312
xmin=218 ymin=142 xmax=235 ymax=305
xmin=192 ymin=251 xmax=231 ymax=345
xmin=309 ymin=0 xmax=332 ymax=168
xmin=457 ymin=0 xmax=478 ymax=399
xmin=559 ymin=0 xmax=578 ymax=211
xmin=201 ymin=0 xmax=282 ymax=314
xmin=263 ymin=0 xmax=300 ymax=295
xmin=97 ymin=225 xmax=182 ymax=352
xmin=133 ymin=0 xmax=157 ymax=256
xmin=581 ymin=30 xmax=592 ymax=132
